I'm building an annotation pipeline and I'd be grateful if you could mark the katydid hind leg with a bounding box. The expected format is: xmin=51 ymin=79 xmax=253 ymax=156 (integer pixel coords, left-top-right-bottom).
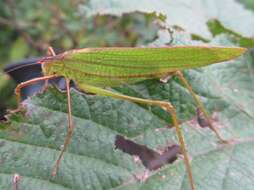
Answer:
xmin=77 ymin=83 xmax=196 ymax=190
xmin=52 ymin=78 xmax=74 ymax=176
xmin=174 ymin=71 xmax=227 ymax=143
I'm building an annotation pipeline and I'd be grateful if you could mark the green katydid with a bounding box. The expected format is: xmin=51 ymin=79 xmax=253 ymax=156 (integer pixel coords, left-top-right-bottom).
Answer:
xmin=15 ymin=46 xmax=247 ymax=190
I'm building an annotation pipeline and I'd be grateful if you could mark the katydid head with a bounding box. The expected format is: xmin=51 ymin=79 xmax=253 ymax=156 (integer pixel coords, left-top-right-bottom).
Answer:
xmin=39 ymin=55 xmax=64 ymax=76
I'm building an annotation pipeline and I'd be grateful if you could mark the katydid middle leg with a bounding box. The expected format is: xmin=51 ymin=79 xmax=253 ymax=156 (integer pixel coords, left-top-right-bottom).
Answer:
xmin=14 ymin=75 xmax=74 ymax=176
xmin=77 ymin=83 xmax=196 ymax=190
xmin=52 ymin=78 xmax=74 ymax=176
xmin=174 ymin=71 xmax=227 ymax=143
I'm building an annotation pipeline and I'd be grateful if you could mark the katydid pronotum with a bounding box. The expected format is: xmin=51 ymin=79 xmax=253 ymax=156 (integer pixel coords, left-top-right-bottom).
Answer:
xmin=14 ymin=46 xmax=246 ymax=190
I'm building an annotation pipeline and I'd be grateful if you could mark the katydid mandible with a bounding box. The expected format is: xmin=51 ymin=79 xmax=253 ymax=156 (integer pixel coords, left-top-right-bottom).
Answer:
xmin=15 ymin=46 xmax=247 ymax=190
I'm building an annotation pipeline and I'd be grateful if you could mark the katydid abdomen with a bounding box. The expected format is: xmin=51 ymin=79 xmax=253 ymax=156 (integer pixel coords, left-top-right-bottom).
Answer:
xmin=41 ymin=46 xmax=246 ymax=87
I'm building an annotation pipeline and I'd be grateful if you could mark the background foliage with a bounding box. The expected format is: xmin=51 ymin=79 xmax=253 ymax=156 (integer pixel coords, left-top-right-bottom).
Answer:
xmin=0 ymin=0 xmax=254 ymax=190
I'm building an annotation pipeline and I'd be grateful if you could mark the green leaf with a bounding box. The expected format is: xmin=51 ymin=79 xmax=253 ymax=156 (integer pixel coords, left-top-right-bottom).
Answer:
xmin=81 ymin=0 xmax=254 ymax=39
xmin=238 ymin=0 xmax=254 ymax=11
xmin=207 ymin=19 xmax=254 ymax=48
xmin=1 ymin=32 xmax=254 ymax=190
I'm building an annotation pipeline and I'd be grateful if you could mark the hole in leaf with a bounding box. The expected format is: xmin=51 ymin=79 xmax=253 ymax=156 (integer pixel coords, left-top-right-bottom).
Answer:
xmin=115 ymin=135 xmax=180 ymax=170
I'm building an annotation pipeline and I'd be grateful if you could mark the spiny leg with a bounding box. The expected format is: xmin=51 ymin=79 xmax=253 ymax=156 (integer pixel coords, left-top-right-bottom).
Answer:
xmin=14 ymin=75 xmax=74 ymax=176
xmin=15 ymin=75 xmax=58 ymax=105
xmin=174 ymin=71 xmax=227 ymax=143
xmin=52 ymin=78 xmax=74 ymax=176
xmin=77 ymin=83 xmax=196 ymax=190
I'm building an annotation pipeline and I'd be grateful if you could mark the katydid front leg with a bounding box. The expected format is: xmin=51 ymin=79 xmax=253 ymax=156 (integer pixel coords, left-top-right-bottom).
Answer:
xmin=47 ymin=46 xmax=56 ymax=56
xmin=39 ymin=47 xmax=57 ymax=93
xmin=15 ymin=75 xmax=58 ymax=105
xmin=14 ymin=45 xmax=58 ymax=104
xmin=77 ymin=83 xmax=196 ymax=190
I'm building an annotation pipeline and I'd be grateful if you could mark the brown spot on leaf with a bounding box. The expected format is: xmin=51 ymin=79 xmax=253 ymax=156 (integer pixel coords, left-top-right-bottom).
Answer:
xmin=196 ymin=108 xmax=210 ymax=128
xmin=115 ymin=135 xmax=180 ymax=170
